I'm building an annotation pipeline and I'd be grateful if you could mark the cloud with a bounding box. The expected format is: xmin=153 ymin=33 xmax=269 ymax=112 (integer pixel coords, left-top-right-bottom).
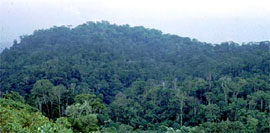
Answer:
xmin=63 ymin=6 xmax=81 ymax=16
xmin=0 ymin=0 xmax=270 ymax=45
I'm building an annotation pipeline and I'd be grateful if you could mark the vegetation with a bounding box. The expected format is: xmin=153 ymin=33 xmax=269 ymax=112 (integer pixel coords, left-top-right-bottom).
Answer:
xmin=0 ymin=97 xmax=72 ymax=132
xmin=0 ymin=21 xmax=269 ymax=132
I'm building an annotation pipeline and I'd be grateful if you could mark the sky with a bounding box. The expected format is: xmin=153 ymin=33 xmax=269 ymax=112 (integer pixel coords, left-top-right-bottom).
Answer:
xmin=1 ymin=0 xmax=270 ymax=47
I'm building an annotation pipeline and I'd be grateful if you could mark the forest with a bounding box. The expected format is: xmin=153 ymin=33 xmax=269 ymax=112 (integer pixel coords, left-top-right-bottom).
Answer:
xmin=0 ymin=21 xmax=269 ymax=132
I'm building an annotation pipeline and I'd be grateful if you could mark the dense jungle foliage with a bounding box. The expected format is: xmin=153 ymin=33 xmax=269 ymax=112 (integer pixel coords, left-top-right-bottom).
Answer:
xmin=0 ymin=21 xmax=270 ymax=132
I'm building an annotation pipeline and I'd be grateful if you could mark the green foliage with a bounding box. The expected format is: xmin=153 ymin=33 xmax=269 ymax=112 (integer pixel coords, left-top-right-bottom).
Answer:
xmin=0 ymin=21 xmax=269 ymax=132
xmin=70 ymin=114 xmax=99 ymax=132
xmin=0 ymin=98 xmax=72 ymax=133
xmin=195 ymin=121 xmax=245 ymax=133
xmin=0 ymin=98 xmax=38 ymax=113
xmin=55 ymin=117 xmax=72 ymax=129
xmin=2 ymin=91 xmax=25 ymax=103
xmin=165 ymin=126 xmax=194 ymax=133
xmin=245 ymin=116 xmax=259 ymax=133
xmin=66 ymin=94 xmax=104 ymax=132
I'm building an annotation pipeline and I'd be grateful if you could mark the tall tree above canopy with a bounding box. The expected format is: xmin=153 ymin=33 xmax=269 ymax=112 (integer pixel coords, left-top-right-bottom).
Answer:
xmin=31 ymin=79 xmax=53 ymax=114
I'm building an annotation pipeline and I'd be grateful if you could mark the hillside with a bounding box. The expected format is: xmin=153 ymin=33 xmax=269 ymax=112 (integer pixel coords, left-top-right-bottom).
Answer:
xmin=0 ymin=21 xmax=270 ymax=132
xmin=0 ymin=42 xmax=11 ymax=53
xmin=0 ymin=94 xmax=72 ymax=132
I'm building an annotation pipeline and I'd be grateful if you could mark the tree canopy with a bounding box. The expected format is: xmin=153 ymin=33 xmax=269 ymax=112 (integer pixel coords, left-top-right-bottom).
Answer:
xmin=0 ymin=21 xmax=269 ymax=132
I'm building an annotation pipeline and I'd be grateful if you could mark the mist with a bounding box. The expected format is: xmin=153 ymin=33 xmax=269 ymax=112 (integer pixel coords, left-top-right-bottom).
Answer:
xmin=1 ymin=0 xmax=270 ymax=48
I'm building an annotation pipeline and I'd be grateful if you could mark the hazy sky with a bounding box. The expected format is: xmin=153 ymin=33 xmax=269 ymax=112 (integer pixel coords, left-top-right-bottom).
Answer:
xmin=1 ymin=0 xmax=270 ymax=47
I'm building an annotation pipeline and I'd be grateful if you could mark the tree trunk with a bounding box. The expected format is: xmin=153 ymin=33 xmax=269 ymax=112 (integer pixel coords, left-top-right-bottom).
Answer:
xmin=42 ymin=94 xmax=50 ymax=117
xmin=261 ymin=99 xmax=263 ymax=111
xmin=38 ymin=98 xmax=42 ymax=112
xmin=180 ymin=99 xmax=183 ymax=126
xmin=222 ymin=82 xmax=228 ymax=104
xmin=58 ymin=97 xmax=61 ymax=117
xmin=193 ymin=104 xmax=197 ymax=117
xmin=173 ymin=78 xmax=177 ymax=90
xmin=176 ymin=113 xmax=179 ymax=122
xmin=208 ymin=74 xmax=212 ymax=89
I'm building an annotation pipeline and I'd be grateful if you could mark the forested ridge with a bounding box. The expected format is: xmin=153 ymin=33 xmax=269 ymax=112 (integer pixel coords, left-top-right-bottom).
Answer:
xmin=0 ymin=21 xmax=270 ymax=132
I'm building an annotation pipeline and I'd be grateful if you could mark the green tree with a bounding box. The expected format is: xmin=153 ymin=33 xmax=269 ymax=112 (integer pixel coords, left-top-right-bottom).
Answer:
xmin=176 ymin=87 xmax=187 ymax=126
xmin=2 ymin=91 xmax=24 ymax=103
xmin=0 ymin=98 xmax=72 ymax=133
xmin=31 ymin=79 xmax=54 ymax=116
xmin=50 ymin=85 xmax=66 ymax=117
xmin=65 ymin=93 xmax=105 ymax=132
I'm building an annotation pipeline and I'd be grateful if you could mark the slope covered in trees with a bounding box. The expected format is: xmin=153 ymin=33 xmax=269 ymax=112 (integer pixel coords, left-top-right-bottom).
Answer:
xmin=0 ymin=21 xmax=270 ymax=132
xmin=0 ymin=92 xmax=72 ymax=132
xmin=0 ymin=42 xmax=11 ymax=53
